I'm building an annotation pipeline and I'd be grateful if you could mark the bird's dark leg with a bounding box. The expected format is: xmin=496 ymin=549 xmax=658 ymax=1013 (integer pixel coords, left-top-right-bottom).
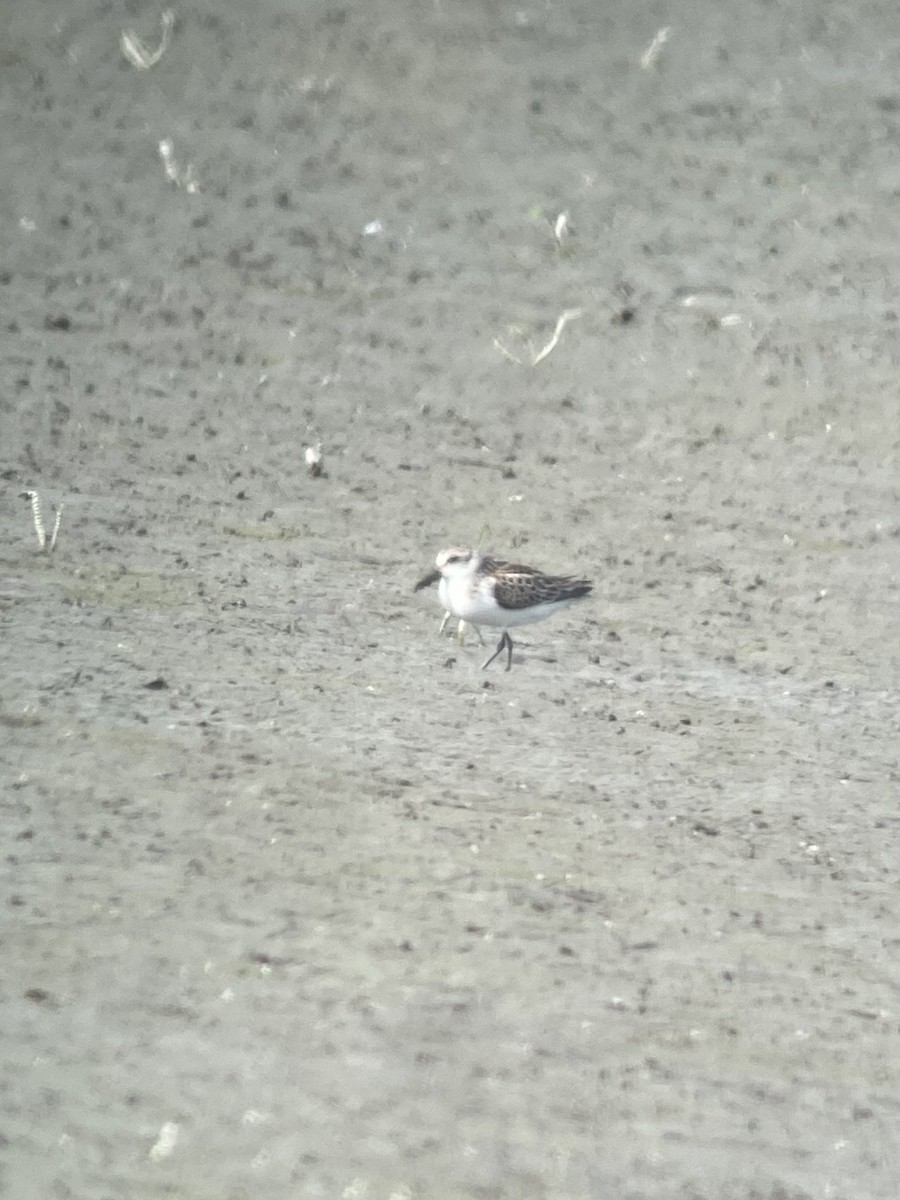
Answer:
xmin=481 ymin=630 xmax=513 ymax=671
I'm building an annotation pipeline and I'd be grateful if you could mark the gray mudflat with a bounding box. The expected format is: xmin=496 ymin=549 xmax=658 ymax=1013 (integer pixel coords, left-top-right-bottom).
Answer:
xmin=2 ymin=2 xmax=899 ymax=1197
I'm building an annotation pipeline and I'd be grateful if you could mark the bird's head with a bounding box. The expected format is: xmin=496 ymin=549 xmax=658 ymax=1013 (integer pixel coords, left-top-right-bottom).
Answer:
xmin=414 ymin=546 xmax=476 ymax=591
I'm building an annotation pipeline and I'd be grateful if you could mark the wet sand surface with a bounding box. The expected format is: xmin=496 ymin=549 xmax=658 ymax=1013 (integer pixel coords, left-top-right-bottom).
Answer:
xmin=2 ymin=1 xmax=899 ymax=1197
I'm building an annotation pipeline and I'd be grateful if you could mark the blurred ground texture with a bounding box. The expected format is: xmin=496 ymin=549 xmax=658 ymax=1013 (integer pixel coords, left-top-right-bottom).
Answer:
xmin=2 ymin=1 xmax=899 ymax=1197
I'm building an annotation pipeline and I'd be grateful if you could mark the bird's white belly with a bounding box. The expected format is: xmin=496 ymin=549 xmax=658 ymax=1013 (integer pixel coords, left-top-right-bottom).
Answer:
xmin=439 ymin=575 xmax=495 ymax=624
xmin=443 ymin=576 xmax=574 ymax=628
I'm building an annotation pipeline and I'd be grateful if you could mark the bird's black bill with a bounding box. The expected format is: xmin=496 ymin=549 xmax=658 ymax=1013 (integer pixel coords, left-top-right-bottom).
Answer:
xmin=414 ymin=568 xmax=441 ymax=592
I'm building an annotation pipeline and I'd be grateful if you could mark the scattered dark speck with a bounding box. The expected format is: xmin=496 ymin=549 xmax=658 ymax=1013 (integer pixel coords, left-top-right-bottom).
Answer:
xmin=693 ymin=821 xmax=719 ymax=837
xmin=44 ymin=314 xmax=72 ymax=331
xmin=24 ymin=988 xmax=53 ymax=1004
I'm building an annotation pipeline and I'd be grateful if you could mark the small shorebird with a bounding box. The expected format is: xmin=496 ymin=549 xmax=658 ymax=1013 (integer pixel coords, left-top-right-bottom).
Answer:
xmin=415 ymin=547 xmax=593 ymax=670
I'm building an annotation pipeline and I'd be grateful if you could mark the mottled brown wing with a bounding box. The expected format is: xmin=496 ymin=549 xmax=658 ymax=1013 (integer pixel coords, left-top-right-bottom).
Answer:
xmin=487 ymin=559 xmax=593 ymax=611
xmin=479 ymin=558 xmax=538 ymax=610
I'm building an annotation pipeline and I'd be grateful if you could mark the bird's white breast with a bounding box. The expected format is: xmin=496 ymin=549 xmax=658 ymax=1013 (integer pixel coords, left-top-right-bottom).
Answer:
xmin=437 ymin=575 xmax=451 ymax=613
xmin=442 ymin=573 xmax=507 ymax=626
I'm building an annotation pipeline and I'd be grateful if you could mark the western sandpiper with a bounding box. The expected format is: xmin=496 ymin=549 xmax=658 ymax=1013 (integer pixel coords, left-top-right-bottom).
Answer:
xmin=415 ymin=547 xmax=593 ymax=670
